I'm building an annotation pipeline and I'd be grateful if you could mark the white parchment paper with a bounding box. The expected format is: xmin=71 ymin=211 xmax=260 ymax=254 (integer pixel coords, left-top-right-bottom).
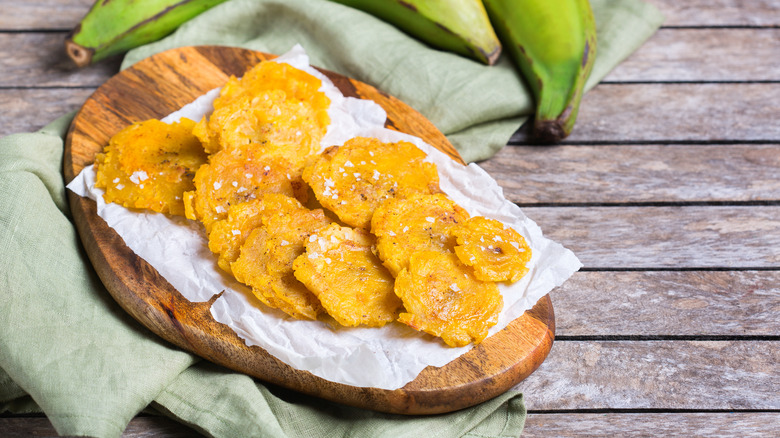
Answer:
xmin=68 ymin=45 xmax=582 ymax=390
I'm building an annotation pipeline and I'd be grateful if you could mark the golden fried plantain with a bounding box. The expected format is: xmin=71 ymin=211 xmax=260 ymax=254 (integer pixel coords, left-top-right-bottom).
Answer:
xmin=229 ymin=194 xmax=332 ymax=320
xmin=371 ymin=193 xmax=469 ymax=276
xmin=293 ymin=224 xmax=401 ymax=327
xmin=303 ymin=137 xmax=441 ymax=229
xmin=452 ymin=217 xmax=532 ymax=283
xmin=197 ymin=92 xmax=328 ymax=171
xmin=195 ymin=60 xmax=330 ymax=166
xmin=394 ymin=251 xmax=503 ymax=347
xmin=182 ymin=146 xmax=307 ymax=233
xmin=94 ymin=118 xmax=207 ymax=216
xmin=216 ymin=59 xmax=330 ymax=111
xmin=207 ymin=198 xmax=267 ymax=274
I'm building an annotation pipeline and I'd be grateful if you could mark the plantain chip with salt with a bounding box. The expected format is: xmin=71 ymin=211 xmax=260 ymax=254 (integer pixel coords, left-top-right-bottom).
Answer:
xmin=394 ymin=251 xmax=503 ymax=347
xmin=182 ymin=145 xmax=308 ymax=233
xmin=303 ymin=137 xmax=441 ymax=230
xmin=230 ymin=194 xmax=332 ymax=320
xmin=452 ymin=216 xmax=532 ymax=283
xmin=94 ymin=118 xmax=207 ymax=216
xmin=293 ymin=224 xmax=401 ymax=327
xmin=371 ymin=193 xmax=469 ymax=277
xmin=194 ymin=59 xmax=330 ymax=166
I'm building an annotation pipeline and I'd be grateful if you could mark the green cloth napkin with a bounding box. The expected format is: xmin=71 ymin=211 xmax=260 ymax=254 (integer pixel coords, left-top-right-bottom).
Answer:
xmin=123 ymin=0 xmax=664 ymax=163
xmin=1 ymin=0 xmax=662 ymax=437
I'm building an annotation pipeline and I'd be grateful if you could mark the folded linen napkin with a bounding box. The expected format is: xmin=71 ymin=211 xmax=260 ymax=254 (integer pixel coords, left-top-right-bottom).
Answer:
xmin=0 ymin=0 xmax=663 ymax=436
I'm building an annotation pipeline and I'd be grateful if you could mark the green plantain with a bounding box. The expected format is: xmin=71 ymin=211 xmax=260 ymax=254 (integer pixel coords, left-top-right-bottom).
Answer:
xmin=483 ymin=0 xmax=597 ymax=142
xmin=65 ymin=0 xmax=228 ymax=67
xmin=330 ymin=0 xmax=502 ymax=65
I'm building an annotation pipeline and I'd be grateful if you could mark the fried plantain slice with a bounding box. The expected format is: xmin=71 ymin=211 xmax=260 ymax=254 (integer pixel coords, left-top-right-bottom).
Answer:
xmin=293 ymin=224 xmax=401 ymax=327
xmin=94 ymin=118 xmax=207 ymax=216
xmin=394 ymin=251 xmax=503 ymax=347
xmin=182 ymin=145 xmax=307 ymax=233
xmin=195 ymin=59 xmax=330 ymax=163
xmin=207 ymin=198 xmax=266 ymax=274
xmin=216 ymin=59 xmax=330 ymax=111
xmin=229 ymin=194 xmax=332 ymax=320
xmin=371 ymin=193 xmax=470 ymax=276
xmin=303 ymin=137 xmax=441 ymax=229
xmin=452 ymin=216 xmax=532 ymax=283
xmin=197 ymin=91 xmax=328 ymax=172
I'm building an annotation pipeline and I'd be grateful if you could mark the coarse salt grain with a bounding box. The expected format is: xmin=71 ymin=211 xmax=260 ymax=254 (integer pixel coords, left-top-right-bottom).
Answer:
xmin=129 ymin=170 xmax=148 ymax=184
xmin=213 ymin=181 xmax=222 ymax=190
xmin=231 ymin=229 xmax=241 ymax=236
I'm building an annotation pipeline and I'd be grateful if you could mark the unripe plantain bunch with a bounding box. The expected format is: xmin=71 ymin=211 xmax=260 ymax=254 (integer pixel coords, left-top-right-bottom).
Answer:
xmin=66 ymin=0 xmax=596 ymax=142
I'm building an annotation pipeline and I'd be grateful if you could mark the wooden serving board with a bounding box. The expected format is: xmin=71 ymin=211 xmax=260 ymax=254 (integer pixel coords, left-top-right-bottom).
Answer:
xmin=63 ymin=46 xmax=554 ymax=415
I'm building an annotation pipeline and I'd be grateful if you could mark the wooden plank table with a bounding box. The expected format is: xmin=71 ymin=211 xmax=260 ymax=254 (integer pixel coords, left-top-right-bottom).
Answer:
xmin=1 ymin=0 xmax=778 ymax=436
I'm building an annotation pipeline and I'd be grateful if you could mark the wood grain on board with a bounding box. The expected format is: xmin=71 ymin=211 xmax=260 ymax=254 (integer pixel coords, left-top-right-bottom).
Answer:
xmin=64 ymin=45 xmax=554 ymax=415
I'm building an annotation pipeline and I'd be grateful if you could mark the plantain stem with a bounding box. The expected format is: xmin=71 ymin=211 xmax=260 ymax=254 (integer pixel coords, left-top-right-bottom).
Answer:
xmin=65 ymin=39 xmax=94 ymax=68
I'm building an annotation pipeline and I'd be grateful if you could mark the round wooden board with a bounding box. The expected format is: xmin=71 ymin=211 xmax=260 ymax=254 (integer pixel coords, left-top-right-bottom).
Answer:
xmin=64 ymin=46 xmax=554 ymax=415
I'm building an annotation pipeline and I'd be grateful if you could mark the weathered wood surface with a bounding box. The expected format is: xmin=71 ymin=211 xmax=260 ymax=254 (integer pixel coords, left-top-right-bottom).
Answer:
xmin=515 ymin=340 xmax=780 ymax=410
xmin=554 ymin=270 xmax=780 ymax=336
xmin=510 ymin=83 xmax=780 ymax=144
xmin=2 ymin=0 xmax=779 ymax=436
xmin=0 ymin=33 xmax=121 ymax=87
xmin=523 ymin=413 xmax=780 ymax=437
xmin=605 ymin=28 xmax=780 ymax=82
xmin=485 ymin=144 xmax=780 ymax=204
xmin=650 ymin=0 xmax=780 ymax=26
xmin=0 ymin=88 xmax=95 ymax=135
xmin=6 ymin=83 xmax=780 ymax=142
xmin=525 ymin=206 xmax=780 ymax=268
xmin=0 ymin=0 xmax=93 ymax=30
